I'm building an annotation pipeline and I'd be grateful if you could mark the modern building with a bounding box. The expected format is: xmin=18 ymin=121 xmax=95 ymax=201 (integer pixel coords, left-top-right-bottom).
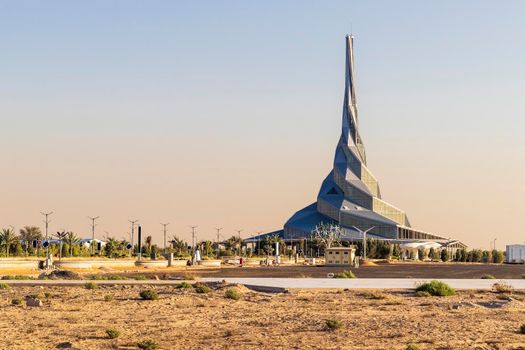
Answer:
xmin=506 ymin=245 xmax=525 ymax=264
xmin=246 ymin=35 xmax=466 ymax=252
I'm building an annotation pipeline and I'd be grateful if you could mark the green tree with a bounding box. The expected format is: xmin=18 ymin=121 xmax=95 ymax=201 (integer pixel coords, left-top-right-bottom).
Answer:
xmin=103 ymin=237 xmax=122 ymax=258
xmin=460 ymin=249 xmax=468 ymax=262
xmin=391 ymin=244 xmax=401 ymax=259
xmin=55 ymin=231 xmax=67 ymax=261
xmin=225 ymin=235 xmax=243 ymax=254
xmin=198 ymin=240 xmax=214 ymax=257
xmin=471 ymin=249 xmax=482 ymax=263
xmin=19 ymin=226 xmax=43 ymax=256
xmin=170 ymin=236 xmax=188 ymax=257
xmin=492 ymin=250 xmax=505 ymax=263
xmin=64 ymin=232 xmax=80 ymax=256
xmin=417 ymin=248 xmax=425 ymax=261
xmin=260 ymin=234 xmax=283 ymax=256
xmin=481 ymin=250 xmax=492 ymax=263
xmin=0 ymin=228 xmax=19 ymax=257
xmin=440 ymin=249 xmax=449 ymax=262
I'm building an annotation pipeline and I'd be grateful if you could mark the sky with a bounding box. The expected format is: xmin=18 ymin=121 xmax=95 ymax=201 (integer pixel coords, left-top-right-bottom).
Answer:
xmin=1 ymin=1 xmax=524 ymax=249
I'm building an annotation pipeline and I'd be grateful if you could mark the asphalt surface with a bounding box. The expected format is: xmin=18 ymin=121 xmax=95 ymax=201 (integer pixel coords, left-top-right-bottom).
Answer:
xmin=147 ymin=263 xmax=525 ymax=279
xmin=2 ymin=278 xmax=525 ymax=290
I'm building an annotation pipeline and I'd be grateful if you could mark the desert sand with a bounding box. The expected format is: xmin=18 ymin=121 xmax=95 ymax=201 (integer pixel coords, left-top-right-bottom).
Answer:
xmin=1 ymin=281 xmax=525 ymax=350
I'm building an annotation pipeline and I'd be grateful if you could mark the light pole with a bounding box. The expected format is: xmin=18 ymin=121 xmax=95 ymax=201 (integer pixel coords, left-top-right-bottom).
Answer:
xmin=88 ymin=216 xmax=100 ymax=255
xmin=128 ymin=219 xmax=139 ymax=253
xmin=190 ymin=225 xmax=197 ymax=265
xmin=236 ymin=229 xmax=243 ymax=256
xmin=352 ymin=226 xmax=375 ymax=260
xmin=41 ymin=211 xmax=53 ymax=268
xmin=161 ymin=222 xmax=170 ymax=253
xmin=256 ymin=231 xmax=261 ymax=257
xmin=215 ymin=227 xmax=223 ymax=258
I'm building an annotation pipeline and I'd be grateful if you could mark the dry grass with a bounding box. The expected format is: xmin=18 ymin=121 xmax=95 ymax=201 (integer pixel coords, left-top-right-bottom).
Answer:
xmin=1 ymin=285 xmax=525 ymax=349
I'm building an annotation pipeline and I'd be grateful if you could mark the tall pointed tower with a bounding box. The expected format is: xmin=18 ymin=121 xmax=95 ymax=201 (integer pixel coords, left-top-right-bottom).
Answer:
xmin=283 ymin=35 xmax=458 ymax=244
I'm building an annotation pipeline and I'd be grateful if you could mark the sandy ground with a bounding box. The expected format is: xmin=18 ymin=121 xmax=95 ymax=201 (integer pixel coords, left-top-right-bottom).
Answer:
xmin=2 ymin=283 xmax=525 ymax=350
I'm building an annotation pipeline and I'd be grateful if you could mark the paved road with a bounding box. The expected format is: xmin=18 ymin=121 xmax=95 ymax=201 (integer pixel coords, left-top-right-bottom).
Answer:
xmin=200 ymin=278 xmax=525 ymax=290
xmin=2 ymin=278 xmax=525 ymax=290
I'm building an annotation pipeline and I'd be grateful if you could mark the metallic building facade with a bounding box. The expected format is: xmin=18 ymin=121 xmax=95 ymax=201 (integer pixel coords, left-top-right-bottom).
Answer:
xmin=282 ymin=36 xmax=465 ymax=248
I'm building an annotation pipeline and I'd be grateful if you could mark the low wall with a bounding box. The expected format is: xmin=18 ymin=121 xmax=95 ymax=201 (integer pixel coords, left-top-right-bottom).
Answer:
xmin=197 ymin=260 xmax=222 ymax=267
xmin=53 ymin=259 xmax=136 ymax=269
xmin=0 ymin=259 xmax=40 ymax=270
xmin=170 ymin=260 xmax=189 ymax=267
xmin=135 ymin=260 xmax=169 ymax=268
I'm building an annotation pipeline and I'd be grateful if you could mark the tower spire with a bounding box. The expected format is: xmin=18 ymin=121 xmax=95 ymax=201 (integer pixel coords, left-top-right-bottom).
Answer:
xmin=342 ymin=34 xmax=366 ymax=164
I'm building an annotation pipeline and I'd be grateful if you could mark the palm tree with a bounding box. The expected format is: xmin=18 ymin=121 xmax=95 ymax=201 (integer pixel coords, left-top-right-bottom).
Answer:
xmin=65 ymin=232 xmax=80 ymax=256
xmin=55 ymin=231 xmax=67 ymax=262
xmin=225 ymin=235 xmax=242 ymax=254
xmin=19 ymin=226 xmax=43 ymax=256
xmin=0 ymin=228 xmax=19 ymax=257
xmin=145 ymin=235 xmax=152 ymax=249
xmin=170 ymin=236 xmax=188 ymax=256
xmin=103 ymin=237 xmax=122 ymax=258
xmin=198 ymin=240 xmax=214 ymax=257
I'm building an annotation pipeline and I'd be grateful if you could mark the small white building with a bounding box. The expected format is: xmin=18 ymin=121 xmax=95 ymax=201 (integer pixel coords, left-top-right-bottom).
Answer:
xmin=506 ymin=245 xmax=525 ymax=264
xmin=325 ymin=247 xmax=356 ymax=266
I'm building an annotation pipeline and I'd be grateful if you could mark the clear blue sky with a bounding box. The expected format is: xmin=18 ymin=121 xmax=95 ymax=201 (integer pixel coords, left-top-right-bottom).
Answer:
xmin=1 ymin=1 xmax=524 ymax=248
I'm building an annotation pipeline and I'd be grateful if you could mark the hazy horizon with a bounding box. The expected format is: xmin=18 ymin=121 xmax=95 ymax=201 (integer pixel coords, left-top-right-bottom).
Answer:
xmin=2 ymin=1 xmax=525 ymax=249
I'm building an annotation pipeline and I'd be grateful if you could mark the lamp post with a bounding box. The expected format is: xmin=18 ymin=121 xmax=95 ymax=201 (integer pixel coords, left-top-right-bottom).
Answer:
xmin=190 ymin=225 xmax=197 ymax=265
xmin=41 ymin=211 xmax=53 ymax=268
xmin=215 ymin=227 xmax=223 ymax=258
xmin=352 ymin=226 xmax=375 ymax=260
xmin=88 ymin=216 xmax=100 ymax=255
xmin=161 ymin=222 xmax=170 ymax=253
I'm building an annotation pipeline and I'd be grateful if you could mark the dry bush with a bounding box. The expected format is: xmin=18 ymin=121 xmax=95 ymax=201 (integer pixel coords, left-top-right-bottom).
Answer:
xmin=493 ymin=282 xmax=513 ymax=294
xmin=139 ymin=289 xmax=159 ymax=300
xmin=105 ymin=328 xmax=120 ymax=339
xmin=325 ymin=319 xmax=343 ymax=331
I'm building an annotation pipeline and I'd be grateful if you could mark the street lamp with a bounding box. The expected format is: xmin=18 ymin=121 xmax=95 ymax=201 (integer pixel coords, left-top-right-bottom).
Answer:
xmin=352 ymin=226 xmax=375 ymax=260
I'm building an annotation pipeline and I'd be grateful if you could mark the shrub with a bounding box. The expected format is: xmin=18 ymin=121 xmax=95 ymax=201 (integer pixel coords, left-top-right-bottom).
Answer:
xmin=493 ymin=282 xmax=513 ymax=294
xmin=1 ymin=275 xmax=33 ymax=280
xmin=139 ymin=289 xmax=159 ymax=300
xmin=44 ymin=292 xmax=53 ymax=298
xmin=415 ymin=280 xmax=455 ymax=296
xmin=224 ymin=288 xmax=241 ymax=300
xmin=27 ymin=293 xmax=45 ymax=300
xmin=84 ymin=282 xmax=99 ymax=290
xmin=134 ymin=275 xmax=147 ymax=281
xmin=183 ymin=273 xmax=196 ymax=280
xmin=414 ymin=291 xmax=431 ymax=297
xmin=520 ymin=324 xmax=525 ymax=334
xmin=193 ymin=283 xmax=212 ymax=294
xmin=481 ymin=274 xmax=495 ymax=279
xmin=137 ymin=339 xmax=158 ymax=350
xmin=90 ymin=274 xmax=106 ymax=280
xmin=325 ymin=319 xmax=343 ymax=331
xmin=176 ymin=282 xmax=192 ymax=289
xmin=360 ymin=291 xmax=386 ymax=300
xmin=0 ymin=283 xmax=10 ymax=289
xmin=104 ymin=294 xmax=115 ymax=302
xmin=406 ymin=344 xmax=421 ymax=350
xmin=105 ymin=328 xmax=120 ymax=339
xmin=108 ymin=275 xmax=127 ymax=280
xmin=11 ymin=298 xmax=22 ymax=305
xmin=334 ymin=270 xmax=356 ymax=279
